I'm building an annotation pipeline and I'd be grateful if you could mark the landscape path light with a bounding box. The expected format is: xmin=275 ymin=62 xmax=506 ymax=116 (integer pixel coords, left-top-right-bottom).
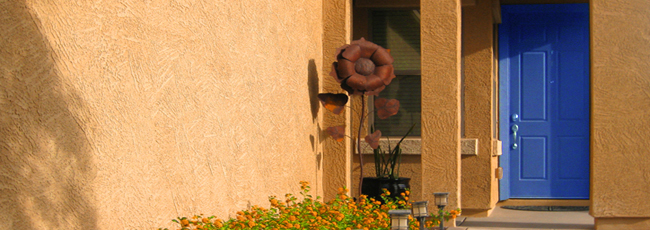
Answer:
xmin=388 ymin=209 xmax=411 ymax=230
xmin=411 ymin=201 xmax=429 ymax=230
xmin=433 ymin=192 xmax=449 ymax=230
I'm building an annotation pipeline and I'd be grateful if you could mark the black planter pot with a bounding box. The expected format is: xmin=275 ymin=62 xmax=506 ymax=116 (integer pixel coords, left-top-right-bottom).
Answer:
xmin=361 ymin=177 xmax=410 ymax=202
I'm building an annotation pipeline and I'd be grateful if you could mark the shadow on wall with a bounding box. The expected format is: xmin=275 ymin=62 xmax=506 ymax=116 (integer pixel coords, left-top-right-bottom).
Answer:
xmin=307 ymin=59 xmax=320 ymax=167
xmin=0 ymin=1 xmax=98 ymax=229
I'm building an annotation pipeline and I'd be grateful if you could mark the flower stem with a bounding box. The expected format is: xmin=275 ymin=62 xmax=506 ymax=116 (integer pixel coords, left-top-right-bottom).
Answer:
xmin=357 ymin=94 xmax=365 ymax=196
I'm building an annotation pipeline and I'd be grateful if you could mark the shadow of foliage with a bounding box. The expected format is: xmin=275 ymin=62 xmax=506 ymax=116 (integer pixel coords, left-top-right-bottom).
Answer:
xmin=0 ymin=1 xmax=98 ymax=229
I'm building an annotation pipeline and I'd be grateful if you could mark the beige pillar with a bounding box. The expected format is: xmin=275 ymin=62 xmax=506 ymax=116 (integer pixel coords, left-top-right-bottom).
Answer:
xmin=460 ymin=0 xmax=499 ymax=213
xmin=421 ymin=0 xmax=463 ymax=209
xmin=322 ymin=0 xmax=353 ymax=201
xmin=591 ymin=0 xmax=650 ymax=229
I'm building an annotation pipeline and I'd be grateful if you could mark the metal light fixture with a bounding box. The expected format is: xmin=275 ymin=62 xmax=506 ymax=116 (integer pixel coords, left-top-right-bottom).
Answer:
xmin=411 ymin=201 xmax=429 ymax=230
xmin=433 ymin=192 xmax=449 ymax=230
xmin=388 ymin=209 xmax=411 ymax=230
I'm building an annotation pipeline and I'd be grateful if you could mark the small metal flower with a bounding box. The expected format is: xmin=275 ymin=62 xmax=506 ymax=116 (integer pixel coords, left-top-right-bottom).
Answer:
xmin=330 ymin=38 xmax=396 ymax=95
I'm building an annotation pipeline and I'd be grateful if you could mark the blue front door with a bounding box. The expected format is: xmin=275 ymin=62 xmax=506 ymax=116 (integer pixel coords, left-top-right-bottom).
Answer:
xmin=499 ymin=4 xmax=590 ymax=199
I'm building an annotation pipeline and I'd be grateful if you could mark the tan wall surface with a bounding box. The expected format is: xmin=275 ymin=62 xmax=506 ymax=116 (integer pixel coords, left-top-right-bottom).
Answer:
xmin=0 ymin=1 xmax=323 ymax=229
xmin=421 ymin=0 xmax=463 ymax=209
xmin=322 ymin=0 xmax=353 ymax=201
xmin=460 ymin=0 xmax=498 ymax=210
xmin=591 ymin=0 xmax=650 ymax=219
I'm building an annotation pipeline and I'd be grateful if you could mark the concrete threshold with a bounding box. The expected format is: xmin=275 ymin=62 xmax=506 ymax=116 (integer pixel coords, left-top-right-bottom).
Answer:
xmin=457 ymin=205 xmax=594 ymax=230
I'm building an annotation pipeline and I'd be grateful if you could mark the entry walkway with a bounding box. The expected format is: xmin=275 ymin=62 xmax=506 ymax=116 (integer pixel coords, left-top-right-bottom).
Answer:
xmin=455 ymin=206 xmax=594 ymax=230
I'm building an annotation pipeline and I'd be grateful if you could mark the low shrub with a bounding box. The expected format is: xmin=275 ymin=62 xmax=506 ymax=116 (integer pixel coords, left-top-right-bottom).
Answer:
xmin=160 ymin=181 xmax=459 ymax=230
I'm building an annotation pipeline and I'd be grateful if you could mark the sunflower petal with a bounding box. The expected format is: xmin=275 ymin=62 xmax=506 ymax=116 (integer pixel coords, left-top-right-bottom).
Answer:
xmin=341 ymin=44 xmax=361 ymax=62
xmin=374 ymin=65 xmax=396 ymax=85
xmin=365 ymin=85 xmax=385 ymax=96
xmin=371 ymin=47 xmax=394 ymax=66
xmin=354 ymin=38 xmax=379 ymax=58
xmin=345 ymin=73 xmax=367 ymax=91
xmin=317 ymin=93 xmax=349 ymax=115
xmin=326 ymin=126 xmax=346 ymax=142
xmin=375 ymin=98 xmax=400 ymax=119
xmin=337 ymin=59 xmax=356 ymax=80
xmin=364 ymin=130 xmax=382 ymax=149
xmin=364 ymin=74 xmax=384 ymax=92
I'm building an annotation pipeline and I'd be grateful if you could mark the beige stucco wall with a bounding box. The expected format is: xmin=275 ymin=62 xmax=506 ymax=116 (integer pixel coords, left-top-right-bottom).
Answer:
xmin=460 ymin=0 xmax=499 ymax=211
xmin=322 ymin=0 xmax=353 ymax=201
xmin=0 ymin=1 xmax=323 ymax=229
xmin=421 ymin=0 xmax=463 ymax=209
xmin=591 ymin=0 xmax=650 ymax=228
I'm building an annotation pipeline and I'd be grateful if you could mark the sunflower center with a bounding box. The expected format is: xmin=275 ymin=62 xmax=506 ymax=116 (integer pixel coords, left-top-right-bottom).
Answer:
xmin=355 ymin=58 xmax=375 ymax=76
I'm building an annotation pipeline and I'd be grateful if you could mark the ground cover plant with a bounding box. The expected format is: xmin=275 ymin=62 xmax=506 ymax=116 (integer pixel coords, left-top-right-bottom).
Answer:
xmin=160 ymin=181 xmax=459 ymax=230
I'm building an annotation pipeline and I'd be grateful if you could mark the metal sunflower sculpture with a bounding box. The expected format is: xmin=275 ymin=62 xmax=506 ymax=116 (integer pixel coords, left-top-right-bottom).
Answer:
xmin=319 ymin=38 xmax=414 ymax=196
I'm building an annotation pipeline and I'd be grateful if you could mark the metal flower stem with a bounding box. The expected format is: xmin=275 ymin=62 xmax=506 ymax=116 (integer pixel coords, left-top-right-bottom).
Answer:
xmin=357 ymin=94 xmax=365 ymax=196
xmin=438 ymin=208 xmax=445 ymax=230
xmin=418 ymin=216 xmax=426 ymax=230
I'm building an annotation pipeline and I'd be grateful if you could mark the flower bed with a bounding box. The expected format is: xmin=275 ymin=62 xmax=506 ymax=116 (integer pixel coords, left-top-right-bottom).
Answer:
xmin=160 ymin=181 xmax=457 ymax=230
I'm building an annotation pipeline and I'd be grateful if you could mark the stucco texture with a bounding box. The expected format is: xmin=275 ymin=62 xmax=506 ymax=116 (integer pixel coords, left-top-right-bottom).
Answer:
xmin=460 ymin=0 xmax=498 ymax=211
xmin=0 ymin=1 xmax=323 ymax=229
xmin=322 ymin=0 xmax=352 ymax=201
xmin=420 ymin=0 xmax=463 ymax=209
xmin=591 ymin=0 xmax=650 ymax=220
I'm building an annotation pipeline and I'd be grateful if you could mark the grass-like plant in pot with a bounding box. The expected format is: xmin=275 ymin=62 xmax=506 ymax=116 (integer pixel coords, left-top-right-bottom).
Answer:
xmin=319 ymin=38 xmax=414 ymax=200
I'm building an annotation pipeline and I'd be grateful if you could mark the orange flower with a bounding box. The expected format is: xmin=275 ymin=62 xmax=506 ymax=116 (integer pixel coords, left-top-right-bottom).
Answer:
xmin=180 ymin=219 xmax=189 ymax=227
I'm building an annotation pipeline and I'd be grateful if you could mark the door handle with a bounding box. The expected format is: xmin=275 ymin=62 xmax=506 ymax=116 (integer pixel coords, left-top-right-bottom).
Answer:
xmin=511 ymin=124 xmax=519 ymax=149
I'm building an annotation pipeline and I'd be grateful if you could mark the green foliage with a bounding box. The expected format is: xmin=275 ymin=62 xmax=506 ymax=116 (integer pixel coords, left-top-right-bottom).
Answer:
xmin=372 ymin=123 xmax=416 ymax=179
xmin=160 ymin=182 xmax=431 ymax=230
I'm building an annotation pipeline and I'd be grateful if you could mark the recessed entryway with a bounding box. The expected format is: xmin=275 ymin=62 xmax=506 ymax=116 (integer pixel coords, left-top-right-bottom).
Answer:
xmin=499 ymin=3 xmax=590 ymax=200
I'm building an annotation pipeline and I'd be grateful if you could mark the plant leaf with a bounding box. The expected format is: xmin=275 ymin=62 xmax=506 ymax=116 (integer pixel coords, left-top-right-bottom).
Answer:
xmin=326 ymin=126 xmax=346 ymax=142
xmin=364 ymin=130 xmax=382 ymax=149
xmin=318 ymin=93 xmax=349 ymax=115
xmin=375 ymin=98 xmax=400 ymax=119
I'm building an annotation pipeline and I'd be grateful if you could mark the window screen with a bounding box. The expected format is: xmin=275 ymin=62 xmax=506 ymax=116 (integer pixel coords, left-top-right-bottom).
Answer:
xmin=371 ymin=9 xmax=421 ymax=136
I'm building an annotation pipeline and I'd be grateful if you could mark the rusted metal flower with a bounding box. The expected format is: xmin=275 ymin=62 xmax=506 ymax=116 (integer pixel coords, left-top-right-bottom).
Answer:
xmin=330 ymin=38 xmax=396 ymax=96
